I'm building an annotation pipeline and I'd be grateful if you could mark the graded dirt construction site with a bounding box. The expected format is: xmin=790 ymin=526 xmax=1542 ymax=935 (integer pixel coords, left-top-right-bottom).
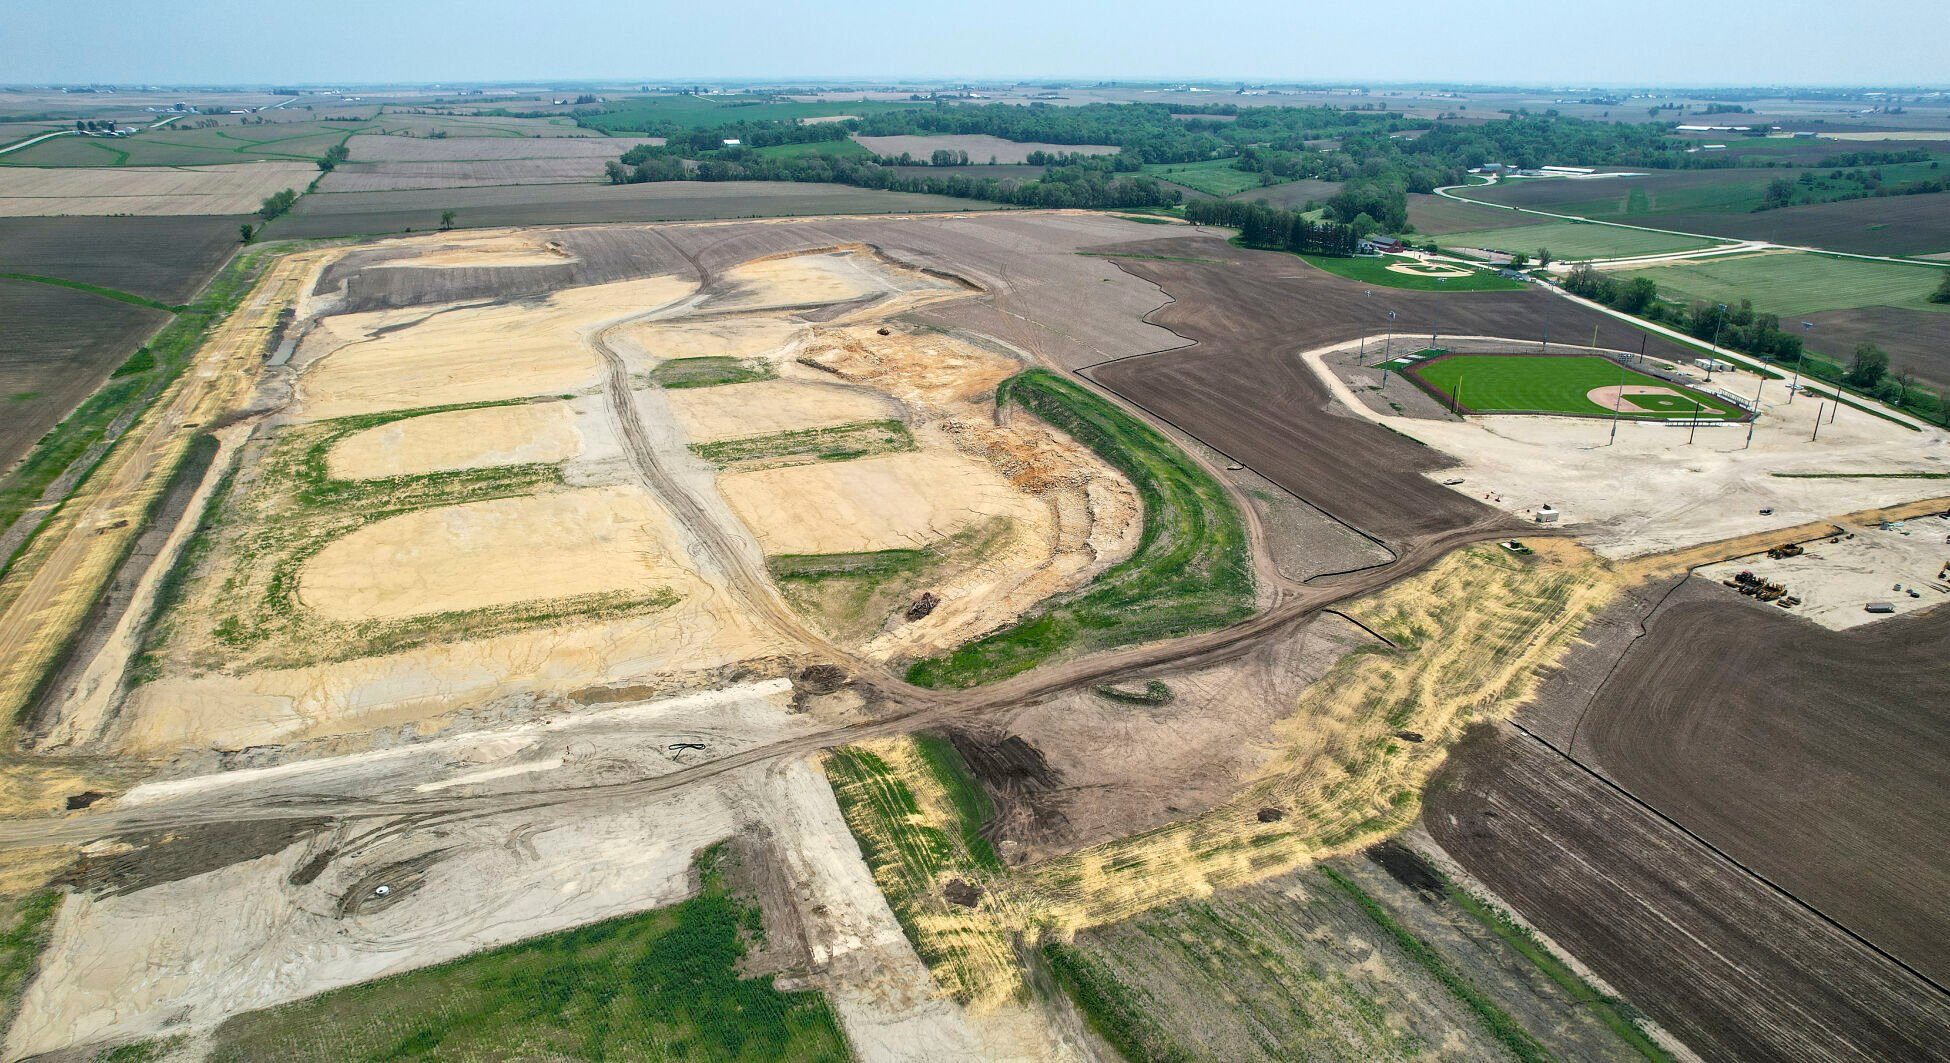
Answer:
xmin=1 ymin=210 xmax=1947 ymax=1063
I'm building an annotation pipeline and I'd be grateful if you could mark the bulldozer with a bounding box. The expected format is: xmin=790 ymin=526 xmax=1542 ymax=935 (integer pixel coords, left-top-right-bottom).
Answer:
xmin=1766 ymin=543 xmax=1805 ymax=560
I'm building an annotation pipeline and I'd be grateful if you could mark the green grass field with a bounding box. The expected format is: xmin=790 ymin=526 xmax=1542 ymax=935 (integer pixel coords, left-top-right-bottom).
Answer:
xmin=195 ymin=846 xmax=849 ymax=1062
xmin=748 ymin=138 xmax=871 ymax=160
xmin=1288 ymin=251 xmax=1525 ymax=292
xmin=1141 ymin=159 xmax=1277 ymax=197
xmin=1606 ymin=250 xmax=1950 ymax=316
xmin=1435 ymin=220 xmax=1724 ymax=261
xmin=1408 ymin=354 xmax=1745 ymax=419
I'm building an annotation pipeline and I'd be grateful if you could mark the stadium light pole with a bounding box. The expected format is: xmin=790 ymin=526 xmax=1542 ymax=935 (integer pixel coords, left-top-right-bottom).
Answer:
xmin=1788 ymin=321 xmax=1812 ymax=404
xmin=1744 ymin=374 xmax=1766 ymax=449
xmin=1687 ymin=397 xmax=1702 ymax=445
xmin=1541 ymin=324 xmax=1549 ymax=353
xmin=1707 ymin=303 xmax=1728 ymax=382
xmin=1812 ymin=397 xmax=1826 ymax=441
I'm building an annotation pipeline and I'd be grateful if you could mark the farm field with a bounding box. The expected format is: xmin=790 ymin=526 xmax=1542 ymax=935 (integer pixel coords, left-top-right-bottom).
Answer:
xmin=1406 ymin=353 xmax=1745 ymax=419
xmin=1650 ymin=191 xmax=1950 ymax=257
xmin=1052 ymin=847 xmax=1662 ymax=1062
xmin=581 ymin=94 xmax=927 ymax=133
xmin=1802 ymin=305 xmax=1950 ymax=390
xmin=1140 ymin=158 xmax=1271 ymax=196
xmin=1427 ymin=723 xmax=1950 ymax=1062
xmin=343 ymin=135 xmax=663 ymax=162
xmin=265 ymin=180 xmax=1006 ymax=238
xmin=1228 ymin=177 xmax=1343 ymax=208
xmin=1436 ymin=220 xmax=1725 ymax=260
xmin=1406 ymin=192 xmax=1535 ymax=235
xmin=318 ymin=157 xmax=612 ymax=192
xmin=0 ymin=163 xmax=313 ymax=215
xmin=0 ymin=216 xmax=242 ymax=303
xmin=1466 ymin=169 xmax=1790 ymax=219
xmin=1580 ymin=585 xmax=1950 ymax=984
xmin=1606 ymin=249 xmax=1950 ymax=316
xmin=851 ymin=133 xmax=1118 ymax=163
xmin=0 ymin=281 xmax=167 ymax=475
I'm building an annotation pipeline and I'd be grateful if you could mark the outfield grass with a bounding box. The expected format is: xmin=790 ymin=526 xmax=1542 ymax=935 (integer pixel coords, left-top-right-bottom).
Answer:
xmin=1141 ymin=159 xmax=1275 ymax=197
xmin=199 ymin=846 xmax=849 ymax=1062
xmin=1606 ymin=250 xmax=1950 ymax=317
xmin=1436 ymin=220 xmax=1723 ymax=261
xmin=1409 ymin=353 xmax=1745 ymax=419
xmin=904 ymin=370 xmax=1252 ymax=688
xmin=1285 ymin=250 xmax=1526 ymax=292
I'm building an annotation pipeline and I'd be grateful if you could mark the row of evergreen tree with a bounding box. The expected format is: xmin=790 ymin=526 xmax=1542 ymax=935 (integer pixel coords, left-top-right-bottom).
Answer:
xmin=1182 ymin=199 xmax=1361 ymax=256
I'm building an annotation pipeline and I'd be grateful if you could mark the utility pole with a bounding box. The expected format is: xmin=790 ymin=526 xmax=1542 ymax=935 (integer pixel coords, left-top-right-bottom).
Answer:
xmin=1789 ymin=321 xmax=1812 ymax=404
xmin=1812 ymin=398 xmax=1826 ymax=441
xmin=1541 ymin=324 xmax=1549 ymax=353
xmin=1638 ymin=332 xmax=1647 ymax=364
xmin=1687 ymin=397 xmax=1701 ymax=445
xmin=1591 ymin=323 xmax=1599 ymax=349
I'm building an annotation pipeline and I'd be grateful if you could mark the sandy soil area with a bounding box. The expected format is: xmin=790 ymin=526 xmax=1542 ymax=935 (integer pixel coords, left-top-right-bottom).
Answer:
xmin=710 ymin=250 xmax=959 ymax=312
xmin=722 ymin=450 xmax=1041 ymax=555
xmin=666 ymin=379 xmax=898 ymax=442
xmin=298 ymin=485 xmax=686 ymax=622
xmin=297 ymin=274 xmax=696 ymax=419
xmin=617 ymin=315 xmax=805 ymax=369
xmin=325 ymin=399 xmax=587 ymax=478
xmin=1302 ymin=338 xmax=1950 ymax=557
xmin=1696 ymin=514 xmax=1950 ymax=629
xmin=376 ymin=233 xmax=576 ymax=268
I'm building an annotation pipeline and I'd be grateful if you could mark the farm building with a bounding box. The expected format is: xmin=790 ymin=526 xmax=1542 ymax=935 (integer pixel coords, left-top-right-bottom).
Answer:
xmin=1361 ymin=234 xmax=1406 ymax=254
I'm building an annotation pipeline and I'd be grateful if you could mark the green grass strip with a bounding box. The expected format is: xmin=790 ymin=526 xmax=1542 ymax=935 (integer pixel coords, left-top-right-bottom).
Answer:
xmin=203 ymin=846 xmax=848 ymax=1062
xmin=1319 ymin=865 xmax=1555 ymax=1063
xmin=911 ymin=732 xmax=1003 ymax=872
xmin=905 ymin=370 xmax=1252 ymax=688
xmin=0 ymin=273 xmax=182 ymax=313
xmin=0 ymin=890 xmax=60 ymax=1034
xmin=691 ymin=420 xmax=911 ymax=467
xmin=1041 ymin=941 xmax=1194 ymax=1063
xmin=1435 ymin=873 xmax=1675 ymax=1062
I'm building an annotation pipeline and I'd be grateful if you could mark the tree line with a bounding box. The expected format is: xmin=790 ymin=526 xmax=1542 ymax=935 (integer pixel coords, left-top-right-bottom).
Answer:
xmin=608 ymin=146 xmax=1180 ymax=210
xmin=1183 ymin=199 xmax=1362 ymax=256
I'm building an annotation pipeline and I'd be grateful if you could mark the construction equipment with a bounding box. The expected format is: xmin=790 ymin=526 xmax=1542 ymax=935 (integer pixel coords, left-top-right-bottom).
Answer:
xmin=1766 ymin=543 xmax=1804 ymax=559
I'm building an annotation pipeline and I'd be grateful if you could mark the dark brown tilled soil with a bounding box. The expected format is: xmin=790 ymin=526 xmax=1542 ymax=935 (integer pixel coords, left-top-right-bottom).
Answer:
xmin=0 ymin=216 xmax=243 ymax=305
xmin=0 ymin=280 xmax=169 ymax=473
xmin=1426 ymin=724 xmax=1950 ymax=1063
xmin=1579 ymin=582 xmax=1950 ymax=986
xmin=1804 ymin=305 xmax=1950 ymax=392
xmin=1083 ymin=237 xmax=1698 ymax=543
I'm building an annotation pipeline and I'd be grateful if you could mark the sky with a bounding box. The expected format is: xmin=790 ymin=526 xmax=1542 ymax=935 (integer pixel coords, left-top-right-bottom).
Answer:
xmin=8 ymin=0 xmax=1947 ymax=87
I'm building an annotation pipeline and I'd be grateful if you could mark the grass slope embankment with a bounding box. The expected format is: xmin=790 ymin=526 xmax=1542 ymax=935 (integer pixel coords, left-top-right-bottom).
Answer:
xmin=195 ymin=846 xmax=849 ymax=1062
xmin=905 ymin=370 xmax=1252 ymax=688
xmin=0 ymin=273 xmax=182 ymax=313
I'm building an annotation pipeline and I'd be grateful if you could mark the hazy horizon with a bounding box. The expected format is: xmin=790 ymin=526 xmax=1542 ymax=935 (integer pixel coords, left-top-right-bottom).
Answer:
xmin=11 ymin=0 xmax=1946 ymax=88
